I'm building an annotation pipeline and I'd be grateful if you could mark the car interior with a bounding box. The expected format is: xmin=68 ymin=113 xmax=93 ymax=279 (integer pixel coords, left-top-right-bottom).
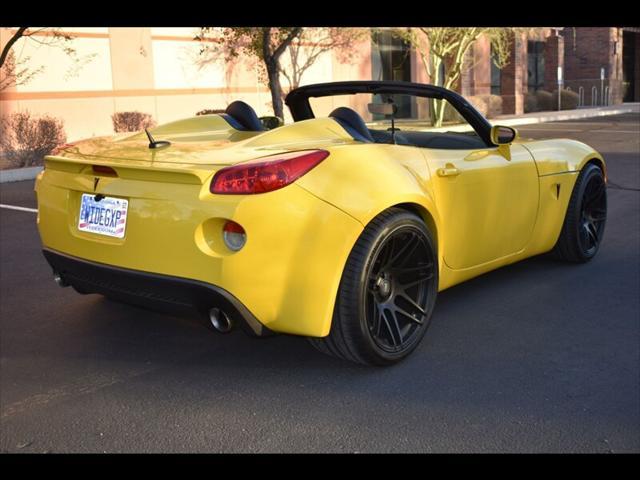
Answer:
xmin=329 ymin=106 xmax=487 ymax=150
xmin=223 ymin=100 xmax=487 ymax=150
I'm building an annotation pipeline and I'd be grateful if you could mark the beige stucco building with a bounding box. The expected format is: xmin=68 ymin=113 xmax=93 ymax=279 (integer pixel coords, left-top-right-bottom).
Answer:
xmin=0 ymin=27 xmax=373 ymax=141
xmin=2 ymin=27 xmax=637 ymax=143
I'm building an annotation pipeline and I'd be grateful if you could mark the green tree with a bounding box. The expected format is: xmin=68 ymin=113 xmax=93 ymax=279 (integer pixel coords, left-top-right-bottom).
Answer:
xmin=196 ymin=27 xmax=302 ymax=118
xmin=391 ymin=27 xmax=519 ymax=127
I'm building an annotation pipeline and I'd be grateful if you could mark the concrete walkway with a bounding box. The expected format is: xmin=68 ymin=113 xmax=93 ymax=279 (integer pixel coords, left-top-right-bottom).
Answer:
xmin=493 ymin=102 xmax=640 ymax=127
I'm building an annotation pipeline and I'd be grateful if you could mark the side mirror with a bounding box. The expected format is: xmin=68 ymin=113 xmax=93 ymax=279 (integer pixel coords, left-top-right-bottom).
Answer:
xmin=490 ymin=125 xmax=517 ymax=145
xmin=259 ymin=116 xmax=283 ymax=130
xmin=368 ymin=102 xmax=397 ymax=116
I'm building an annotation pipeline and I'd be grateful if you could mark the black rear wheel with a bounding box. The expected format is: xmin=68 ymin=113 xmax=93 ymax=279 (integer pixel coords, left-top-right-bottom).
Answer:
xmin=308 ymin=208 xmax=438 ymax=366
xmin=553 ymin=163 xmax=607 ymax=262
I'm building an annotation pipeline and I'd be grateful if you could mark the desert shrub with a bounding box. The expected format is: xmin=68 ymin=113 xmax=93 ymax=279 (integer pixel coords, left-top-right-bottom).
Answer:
xmin=535 ymin=90 xmax=553 ymax=111
xmin=111 ymin=111 xmax=156 ymax=133
xmin=484 ymin=95 xmax=502 ymax=118
xmin=525 ymin=93 xmax=539 ymax=113
xmin=0 ymin=111 xmax=66 ymax=168
xmin=467 ymin=95 xmax=489 ymax=117
xmin=196 ymin=109 xmax=226 ymax=116
xmin=466 ymin=95 xmax=501 ymax=118
xmin=552 ymin=89 xmax=580 ymax=110
xmin=442 ymin=101 xmax=465 ymax=123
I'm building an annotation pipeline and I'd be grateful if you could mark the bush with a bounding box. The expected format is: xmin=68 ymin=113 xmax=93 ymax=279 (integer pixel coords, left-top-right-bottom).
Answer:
xmin=442 ymin=101 xmax=465 ymax=123
xmin=535 ymin=90 xmax=553 ymax=111
xmin=484 ymin=95 xmax=502 ymax=118
xmin=196 ymin=109 xmax=226 ymax=116
xmin=552 ymin=89 xmax=580 ymax=110
xmin=0 ymin=112 xmax=66 ymax=168
xmin=525 ymin=93 xmax=539 ymax=113
xmin=466 ymin=95 xmax=502 ymax=118
xmin=111 ymin=111 xmax=156 ymax=133
xmin=467 ymin=95 xmax=489 ymax=117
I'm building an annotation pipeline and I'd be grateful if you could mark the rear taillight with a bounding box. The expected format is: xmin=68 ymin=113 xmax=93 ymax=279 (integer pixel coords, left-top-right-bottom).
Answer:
xmin=210 ymin=150 xmax=329 ymax=194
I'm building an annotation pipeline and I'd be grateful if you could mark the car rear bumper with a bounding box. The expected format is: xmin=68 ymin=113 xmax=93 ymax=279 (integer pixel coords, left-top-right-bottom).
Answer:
xmin=35 ymin=167 xmax=364 ymax=337
xmin=42 ymin=248 xmax=272 ymax=337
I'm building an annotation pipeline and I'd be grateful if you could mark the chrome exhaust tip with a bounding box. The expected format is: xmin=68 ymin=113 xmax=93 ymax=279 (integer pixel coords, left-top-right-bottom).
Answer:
xmin=209 ymin=307 xmax=234 ymax=333
xmin=53 ymin=272 xmax=68 ymax=287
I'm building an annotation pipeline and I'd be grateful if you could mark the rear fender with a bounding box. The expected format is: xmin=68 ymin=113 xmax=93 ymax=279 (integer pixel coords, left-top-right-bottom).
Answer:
xmin=295 ymin=144 xmax=444 ymax=277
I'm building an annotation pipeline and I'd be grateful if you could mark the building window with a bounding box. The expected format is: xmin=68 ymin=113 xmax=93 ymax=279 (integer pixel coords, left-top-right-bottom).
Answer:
xmin=528 ymin=41 xmax=545 ymax=91
xmin=622 ymin=30 xmax=638 ymax=102
xmin=490 ymin=46 xmax=501 ymax=95
xmin=371 ymin=31 xmax=413 ymax=117
xmin=371 ymin=30 xmax=412 ymax=82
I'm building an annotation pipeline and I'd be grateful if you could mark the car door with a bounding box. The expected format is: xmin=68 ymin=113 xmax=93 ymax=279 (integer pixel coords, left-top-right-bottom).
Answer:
xmin=422 ymin=143 xmax=539 ymax=270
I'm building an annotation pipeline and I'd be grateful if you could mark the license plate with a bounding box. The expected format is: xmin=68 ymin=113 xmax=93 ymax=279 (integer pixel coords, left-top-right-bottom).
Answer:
xmin=78 ymin=193 xmax=129 ymax=238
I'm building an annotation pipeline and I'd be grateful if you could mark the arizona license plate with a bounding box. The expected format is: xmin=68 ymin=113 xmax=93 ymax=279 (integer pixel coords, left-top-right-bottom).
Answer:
xmin=78 ymin=193 xmax=129 ymax=238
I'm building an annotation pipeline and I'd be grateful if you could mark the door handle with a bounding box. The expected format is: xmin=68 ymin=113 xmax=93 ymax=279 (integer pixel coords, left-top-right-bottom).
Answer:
xmin=437 ymin=164 xmax=461 ymax=177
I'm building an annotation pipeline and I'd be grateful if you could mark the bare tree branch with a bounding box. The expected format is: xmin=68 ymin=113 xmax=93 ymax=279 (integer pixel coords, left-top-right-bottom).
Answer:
xmin=272 ymin=27 xmax=302 ymax=60
xmin=1 ymin=27 xmax=93 ymax=92
xmin=195 ymin=27 xmax=303 ymax=118
xmin=280 ymin=28 xmax=368 ymax=92
xmin=0 ymin=27 xmax=28 ymax=68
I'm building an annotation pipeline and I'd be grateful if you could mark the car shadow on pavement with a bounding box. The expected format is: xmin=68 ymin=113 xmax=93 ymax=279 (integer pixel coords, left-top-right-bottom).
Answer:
xmin=65 ymin=250 xmax=579 ymax=377
xmin=4 ymin=245 xmax=637 ymax=454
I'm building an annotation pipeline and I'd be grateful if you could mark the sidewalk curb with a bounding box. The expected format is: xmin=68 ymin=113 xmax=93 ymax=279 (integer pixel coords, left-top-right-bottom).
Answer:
xmin=494 ymin=104 xmax=640 ymax=127
xmin=0 ymin=166 xmax=43 ymax=184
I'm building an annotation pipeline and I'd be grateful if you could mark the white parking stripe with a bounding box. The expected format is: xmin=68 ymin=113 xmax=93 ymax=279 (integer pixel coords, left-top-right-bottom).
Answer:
xmin=0 ymin=204 xmax=38 ymax=213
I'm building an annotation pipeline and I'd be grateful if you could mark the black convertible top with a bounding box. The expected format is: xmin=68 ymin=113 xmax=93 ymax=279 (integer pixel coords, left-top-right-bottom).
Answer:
xmin=285 ymin=81 xmax=494 ymax=147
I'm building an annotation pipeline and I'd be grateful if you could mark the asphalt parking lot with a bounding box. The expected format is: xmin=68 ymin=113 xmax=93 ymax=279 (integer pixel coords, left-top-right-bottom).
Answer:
xmin=1 ymin=113 xmax=638 ymax=453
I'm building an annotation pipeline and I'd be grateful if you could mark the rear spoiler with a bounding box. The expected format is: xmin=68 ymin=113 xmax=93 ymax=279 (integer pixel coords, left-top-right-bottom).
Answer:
xmin=44 ymin=155 xmax=213 ymax=185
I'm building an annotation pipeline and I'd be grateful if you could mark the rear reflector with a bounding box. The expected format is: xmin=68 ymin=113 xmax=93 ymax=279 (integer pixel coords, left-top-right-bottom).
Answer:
xmin=222 ymin=220 xmax=246 ymax=251
xmin=210 ymin=150 xmax=329 ymax=194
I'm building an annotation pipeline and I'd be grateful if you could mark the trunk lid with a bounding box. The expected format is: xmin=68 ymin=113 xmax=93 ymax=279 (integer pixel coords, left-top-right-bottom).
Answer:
xmin=50 ymin=115 xmax=355 ymax=169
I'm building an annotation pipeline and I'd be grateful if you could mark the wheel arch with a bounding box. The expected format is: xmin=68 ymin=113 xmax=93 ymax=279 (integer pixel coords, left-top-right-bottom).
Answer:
xmin=360 ymin=201 xmax=444 ymax=283
xmin=552 ymin=154 xmax=608 ymax=263
xmin=582 ymin=156 xmax=607 ymax=181
xmin=574 ymin=147 xmax=606 ymax=180
xmin=392 ymin=202 xmax=439 ymax=254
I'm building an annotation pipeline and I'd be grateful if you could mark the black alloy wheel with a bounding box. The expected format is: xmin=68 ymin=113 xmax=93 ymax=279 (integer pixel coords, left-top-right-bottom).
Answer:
xmin=365 ymin=224 xmax=435 ymax=354
xmin=308 ymin=208 xmax=438 ymax=365
xmin=553 ymin=163 xmax=607 ymax=262
xmin=577 ymin=170 xmax=607 ymax=256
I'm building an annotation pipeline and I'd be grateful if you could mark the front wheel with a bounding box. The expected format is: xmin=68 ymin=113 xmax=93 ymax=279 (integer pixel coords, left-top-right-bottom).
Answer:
xmin=308 ymin=208 xmax=438 ymax=366
xmin=553 ymin=163 xmax=607 ymax=262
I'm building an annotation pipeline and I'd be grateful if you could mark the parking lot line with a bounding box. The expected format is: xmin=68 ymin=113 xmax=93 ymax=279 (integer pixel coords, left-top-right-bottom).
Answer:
xmin=0 ymin=204 xmax=38 ymax=213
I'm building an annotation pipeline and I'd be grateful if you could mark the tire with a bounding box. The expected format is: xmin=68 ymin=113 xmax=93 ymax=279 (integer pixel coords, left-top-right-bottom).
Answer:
xmin=308 ymin=208 xmax=438 ymax=366
xmin=71 ymin=285 xmax=90 ymax=295
xmin=553 ymin=163 xmax=607 ymax=263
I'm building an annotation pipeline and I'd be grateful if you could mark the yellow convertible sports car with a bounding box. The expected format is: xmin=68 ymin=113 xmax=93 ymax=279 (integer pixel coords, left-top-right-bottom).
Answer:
xmin=35 ymin=81 xmax=607 ymax=365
